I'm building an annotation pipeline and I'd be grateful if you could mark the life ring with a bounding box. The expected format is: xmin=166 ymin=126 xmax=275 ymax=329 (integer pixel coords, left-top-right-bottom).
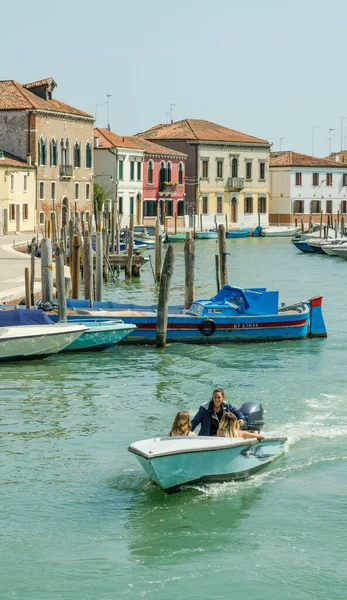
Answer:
xmin=199 ymin=319 xmax=216 ymax=337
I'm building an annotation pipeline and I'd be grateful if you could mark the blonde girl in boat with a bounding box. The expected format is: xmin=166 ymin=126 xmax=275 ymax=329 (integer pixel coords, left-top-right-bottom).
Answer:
xmin=169 ymin=411 xmax=197 ymax=437
xmin=217 ymin=412 xmax=264 ymax=441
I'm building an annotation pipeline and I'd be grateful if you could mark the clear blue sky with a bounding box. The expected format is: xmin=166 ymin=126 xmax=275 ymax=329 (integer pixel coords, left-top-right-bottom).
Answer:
xmin=2 ymin=0 xmax=347 ymax=157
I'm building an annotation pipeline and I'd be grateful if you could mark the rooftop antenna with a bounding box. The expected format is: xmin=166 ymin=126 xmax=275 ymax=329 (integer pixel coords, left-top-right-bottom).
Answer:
xmin=94 ymin=103 xmax=103 ymax=124
xmin=106 ymin=93 xmax=113 ymax=130
xmin=169 ymin=103 xmax=176 ymax=123
xmin=328 ymin=128 xmax=335 ymax=155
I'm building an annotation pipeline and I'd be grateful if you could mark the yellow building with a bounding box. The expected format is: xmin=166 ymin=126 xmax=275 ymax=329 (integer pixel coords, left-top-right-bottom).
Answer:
xmin=0 ymin=150 xmax=36 ymax=234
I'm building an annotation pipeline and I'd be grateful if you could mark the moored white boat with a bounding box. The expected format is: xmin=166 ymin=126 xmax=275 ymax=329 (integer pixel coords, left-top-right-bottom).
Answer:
xmin=128 ymin=435 xmax=287 ymax=491
xmin=0 ymin=324 xmax=86 ymax=361
xmin=332 ymin=245 xmax=347 ymax=259
xmin=196 ymin=231 xmax=218 ymax=240
xmin=261 ymin=226 xmax=299 ymax=237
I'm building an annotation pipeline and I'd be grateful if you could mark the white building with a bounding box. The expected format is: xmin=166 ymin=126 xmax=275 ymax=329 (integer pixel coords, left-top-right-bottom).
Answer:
xmin=269 ymin=151 xmax=347 ymax=225
xmin=93 ymin=128 xmax=144 ymax=227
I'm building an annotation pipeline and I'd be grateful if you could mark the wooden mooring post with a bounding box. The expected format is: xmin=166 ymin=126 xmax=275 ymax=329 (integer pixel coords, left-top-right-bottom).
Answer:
xmin=215 ymin=254 xmax=220 ymax=292
xmin=41 ymin=238 xmax=54 ymax=303
xmin=156 ymin=244 xmax=175 ymax=348
xmin=55 ymin=245 xmax=67 ymax=322
xmin=24 ymin=268 xmax=30 ymax=309
xmin=218 ymin=224 xmax=228 ymax=288
xmin=184 ymin=231 xmax=195 ymax=310
xmin=83 ymin=230 xmax=93 ymax=307
xmin=95 ymin=229 xmax=103 ymax=302
xmin=125 ymin=230 xmax=134 ymax=278
xmin=30 ymin=242 xmax=36 ymax=306
xmin=155 ymin=217 xmax=161 ymax=282
xmin=71 ymin=234 xmax=81 ymax=299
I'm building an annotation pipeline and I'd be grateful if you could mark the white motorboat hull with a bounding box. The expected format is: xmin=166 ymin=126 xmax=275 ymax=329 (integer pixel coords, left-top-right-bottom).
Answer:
xmin=261 ymin=226 xmax=299 ymax=237
xmin=128 ymin=436 xmax=287 ymax=491
xmin=0 ymin=324 xmax=86 ymax=361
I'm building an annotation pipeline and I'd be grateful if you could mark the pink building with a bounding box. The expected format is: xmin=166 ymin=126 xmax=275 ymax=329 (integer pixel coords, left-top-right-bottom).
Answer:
xmin=133 ymin=137 xmax=187 ymax=227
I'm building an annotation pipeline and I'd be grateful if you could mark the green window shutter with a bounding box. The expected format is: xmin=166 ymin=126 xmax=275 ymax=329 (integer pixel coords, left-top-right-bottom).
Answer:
xmin=130 ymin=162 xmax=135 ymax=180
xmin=119 ymin=197 xmax=123 ymax=213
xmin=119 ymin=160 xmax=124 ymax=179
xmin=130 ymin=197 xmax=134 ymax=215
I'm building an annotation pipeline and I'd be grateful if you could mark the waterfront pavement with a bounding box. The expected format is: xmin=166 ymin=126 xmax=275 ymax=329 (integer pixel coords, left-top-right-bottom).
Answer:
xmin=0 ymin=232 xmax=42 ymax=302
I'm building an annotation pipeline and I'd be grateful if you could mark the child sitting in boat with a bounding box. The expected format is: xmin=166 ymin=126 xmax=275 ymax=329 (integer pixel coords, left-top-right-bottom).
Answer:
xmin=169 ymin=411 xmax=197 ymax=437
xmin=217 ymin=412 xmax=264 ymax=441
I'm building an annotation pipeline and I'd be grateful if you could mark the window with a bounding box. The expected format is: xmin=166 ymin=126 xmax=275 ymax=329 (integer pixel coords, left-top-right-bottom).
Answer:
xmin=130 ymin=161 xmax=135 ymax=180
xmin=39 ymin=211 xmax=45 ymax=224
xmin=246 ymin=161 xmax=252 ymax=180
xmin=202 ymin=159 xmax=209 ymax=179
xmin=85 ymin=211 xmax=90 ymax=223
xmin=178 ymin=162 xmax=183 ymax=184
xmin=160 ymin=161 xmax=166 ymax=183
xmin=137 ymin=161 xmax=141 ymax=181
xmin=341 ymin=200 xmax=347 ymax=213
xmin=38 ymin=137 xmax=46 ymax=166
xmin=75 ymin=182 xmax=79 ymax=200
xmin=50 ymin=139 xmax=58 ymax=166
xmin=293 ymin=200 xmax=304 ymax=214
xmin=177 ymin=199 xmax=185 ymax=216
xmin=130 ymin=196 xmax=134 ymax=215
xmin=259 ymin=162 xmax=266 ymax=180
xmin=119 ymin=196 xmax=123 ymax=214
xmin=166 ymin=199 xmax=173 ymax=217
xmin=118 ymin=160 xmax=124 ymax=180
xmin=312 ymin=173 xmax=319 ymax=186
xmin=10 ymin=174 xmax=14 ymax=192
xmin=202 ymin=196 xmax=208 ymax=214
xmin=258 ymin=196 xmax=266 ymax=214
xmin=217 ymin=160 xmax=223 ymax=179
xmin=39 ymin=181 xmax=45 ymax=199
xmin=326 ymin=173 xmax=332 ymax=186
xmin=311 ymin=200 xmax=321 ymax=213
xmin=167 ymin=162 xmax=172 ymax=182
xmin=144 ymin=200 xmax=157 ymax=217
xmin=245 ymin=197 xmax=253 ymax=214
xmin=51 ymin=181 xmax=56 ymax=201
xmin=23 ymin=204 xmax=28 ymax=220
xmin=295 ymin=172 xmax=302 ymax=186
xmin=217 ymin=196 xmax=223 ymax=214
xmin=343 ymin=174 xmax=347 ymax=186
xmin=326 ymin=200 xmax=333 ymax=214
xmin=86 ymin=183 xmax=90 ymax=200
xmin=147 ymin=160 xmax=153 ymax=184
xmin=23 ymin=174 xmax=28 ymax=192
xmin=231 ymin=158 xmax=238 ymax=178
xmin=74 ymin=141 xmax=81 ymax=168
xmin=9 ymin=204 xmax=15 ymax=220
xmin=86 ymin=142 xmax=92 ymax=168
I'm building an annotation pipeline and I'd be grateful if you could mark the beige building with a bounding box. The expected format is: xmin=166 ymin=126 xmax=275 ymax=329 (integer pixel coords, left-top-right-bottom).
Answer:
xmin=0 ymin=150 xmax=36 ymax=234
xmin=138 ymin=119 xmax=271 ymax=228
xmin=0 ymin=78 xmax=94 ymax=231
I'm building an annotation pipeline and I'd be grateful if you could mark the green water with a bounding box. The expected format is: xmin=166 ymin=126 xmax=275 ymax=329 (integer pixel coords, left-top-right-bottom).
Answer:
xmin=1 ymin=238 xmax=347 ymax=599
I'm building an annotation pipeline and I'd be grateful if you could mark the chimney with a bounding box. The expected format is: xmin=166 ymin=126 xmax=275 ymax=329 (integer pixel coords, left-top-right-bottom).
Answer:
xmin=94 ymin=136 xmax=99 ymax=148
xmin=27 ymin=153 xmax=32 ymax=166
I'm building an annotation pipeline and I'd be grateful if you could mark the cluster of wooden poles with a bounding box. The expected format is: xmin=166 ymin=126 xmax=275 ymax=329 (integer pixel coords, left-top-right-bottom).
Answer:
xmin=294 ymin=210 xmax=347 ymax=238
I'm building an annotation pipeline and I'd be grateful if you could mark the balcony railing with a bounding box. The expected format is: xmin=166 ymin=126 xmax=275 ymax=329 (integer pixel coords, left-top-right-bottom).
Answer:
xmin=226 ymin=177 xmax=245 ymax=190
xmin=60 ymin=164 xmax=73 ymax=178
xmin=159 ymin=182 xmax=177 ymax=193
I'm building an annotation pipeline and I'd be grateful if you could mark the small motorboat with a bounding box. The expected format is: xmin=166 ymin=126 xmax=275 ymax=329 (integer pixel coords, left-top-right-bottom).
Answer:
xmin=0 ymin=323 xmax=86 ymax=361
xmin=322 ymin=240 xmax=347 ymax=256
xmin=195 ymin=231 xmax=218 ymax=240
xmin=166 ymin=232 xmax=186 ymax=242
xmin=260 ymin=226 xmax=300 ymax=237
xmin=292 ymin=229 xmax=339 ymax=253
xmin=128 ymin=402 xmax=287 ymax=491
xmin=332 ymin=245 xmax=347 ymax=260
xmin=133 ymin=225 xmax=164 ymax=247
xmin=226 ymin=228 xmax=251 ymax=238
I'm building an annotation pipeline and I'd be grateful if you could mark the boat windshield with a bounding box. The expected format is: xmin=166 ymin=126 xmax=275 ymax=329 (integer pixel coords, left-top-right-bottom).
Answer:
xmin=187 ymin=303 xmax=204 ymax=316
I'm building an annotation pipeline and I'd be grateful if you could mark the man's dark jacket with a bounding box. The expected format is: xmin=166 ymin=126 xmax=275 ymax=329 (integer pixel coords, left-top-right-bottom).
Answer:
xmin=191 ymin=401 xmax=244 ymax=436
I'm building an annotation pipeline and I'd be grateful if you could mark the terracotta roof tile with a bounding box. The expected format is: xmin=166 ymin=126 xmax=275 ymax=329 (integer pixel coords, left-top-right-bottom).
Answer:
xmin=0 ymin=150 xmax=30 ymax=167
xmin=94 ymin=128 xmax=187 ymax=157
xmin=137 ymin=118 xmax=269 ymax=145
xmin=0 ymin=80 xmax=93 ymax=118
xmin=270 ymin=151 xmax=346 ymax=168
xmin=23 ymin=77 xmax=56 ymax=89
xmin=325 ymin=151 xmax=347 ymax=163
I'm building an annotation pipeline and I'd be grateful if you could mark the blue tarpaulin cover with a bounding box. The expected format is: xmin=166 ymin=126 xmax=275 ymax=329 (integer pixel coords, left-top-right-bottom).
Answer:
xmin=0 ymin=309 xmax=54 ymax=326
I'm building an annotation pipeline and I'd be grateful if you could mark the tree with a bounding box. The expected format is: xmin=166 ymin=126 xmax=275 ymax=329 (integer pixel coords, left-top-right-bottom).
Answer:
xmin=94 ymin=183 xmax=106 ymax=213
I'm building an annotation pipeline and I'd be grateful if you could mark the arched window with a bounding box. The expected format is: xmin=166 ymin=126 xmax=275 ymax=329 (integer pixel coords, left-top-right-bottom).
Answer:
xmin=75 ymin=182 xmax=79 ymax=200
xmin=38 ymin=137 xmax=46 ymax=166
xmin=60 ymin=138 xmax=65 ymax=165
xmin=74 ymin=141 xmax=81 ymax=168
xmin=148 ymin=160 xmax=154 ymax=184
xmin=65 ymin=139 xmax=70 ymax=165
xmin=167 ymin=161 xmax=172 ymax=182
xmin=178 ymin=162 xmax=184 ymax=184
xmin=51 ymin=181 xmax=56 ymax=201
xmin=232 ymin=158 xmax=238 ymax=178
xmin=159 ymin=161 xmax=166 ymax=183
xmin=50 ymin=138 xmax=58 ymax=167
xmin=86 ymin=142 xmax=92 ymax=168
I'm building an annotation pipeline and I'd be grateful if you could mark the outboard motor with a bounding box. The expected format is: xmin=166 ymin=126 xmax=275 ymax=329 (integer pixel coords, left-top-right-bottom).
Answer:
xmin=240 ymin=402 xmax=264 ymax=432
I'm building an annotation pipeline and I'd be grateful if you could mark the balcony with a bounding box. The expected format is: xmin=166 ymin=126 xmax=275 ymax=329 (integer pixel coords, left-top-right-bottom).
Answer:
xmin=60 ymin=164 xmax=73 ymax=179
xmin=159 ymin=182 xmax=177 ymax=194
xmin=226 ymin=177 xmax=245 ymax=191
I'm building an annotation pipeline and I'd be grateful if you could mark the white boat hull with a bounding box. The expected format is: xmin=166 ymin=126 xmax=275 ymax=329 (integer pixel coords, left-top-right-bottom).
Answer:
xmin=261 ymin=226 xmax=299 ymax=237
xmin=129 ymin=436 xmax=287 ymax=491
xmin=0 ymin=324 xmax=86 ymax=361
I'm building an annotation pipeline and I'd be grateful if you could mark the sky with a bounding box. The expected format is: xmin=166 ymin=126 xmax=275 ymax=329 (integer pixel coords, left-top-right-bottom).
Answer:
xmin=2 ymin=0 xmax=347 ymax=157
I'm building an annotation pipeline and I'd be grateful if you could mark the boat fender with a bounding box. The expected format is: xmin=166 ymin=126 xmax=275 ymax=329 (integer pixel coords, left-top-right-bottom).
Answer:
xmin=199 ymin=319 xmax=216 ymax=336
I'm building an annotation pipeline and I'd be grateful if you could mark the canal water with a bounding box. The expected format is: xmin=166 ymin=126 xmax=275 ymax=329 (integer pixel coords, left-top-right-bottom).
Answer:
xmin=1 ymin=238 xmax=347 ymax=599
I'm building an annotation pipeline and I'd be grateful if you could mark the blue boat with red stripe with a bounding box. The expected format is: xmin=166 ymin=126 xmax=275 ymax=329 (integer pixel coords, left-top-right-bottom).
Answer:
xmin=64 ymin=285 xmax=327 ymax=344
